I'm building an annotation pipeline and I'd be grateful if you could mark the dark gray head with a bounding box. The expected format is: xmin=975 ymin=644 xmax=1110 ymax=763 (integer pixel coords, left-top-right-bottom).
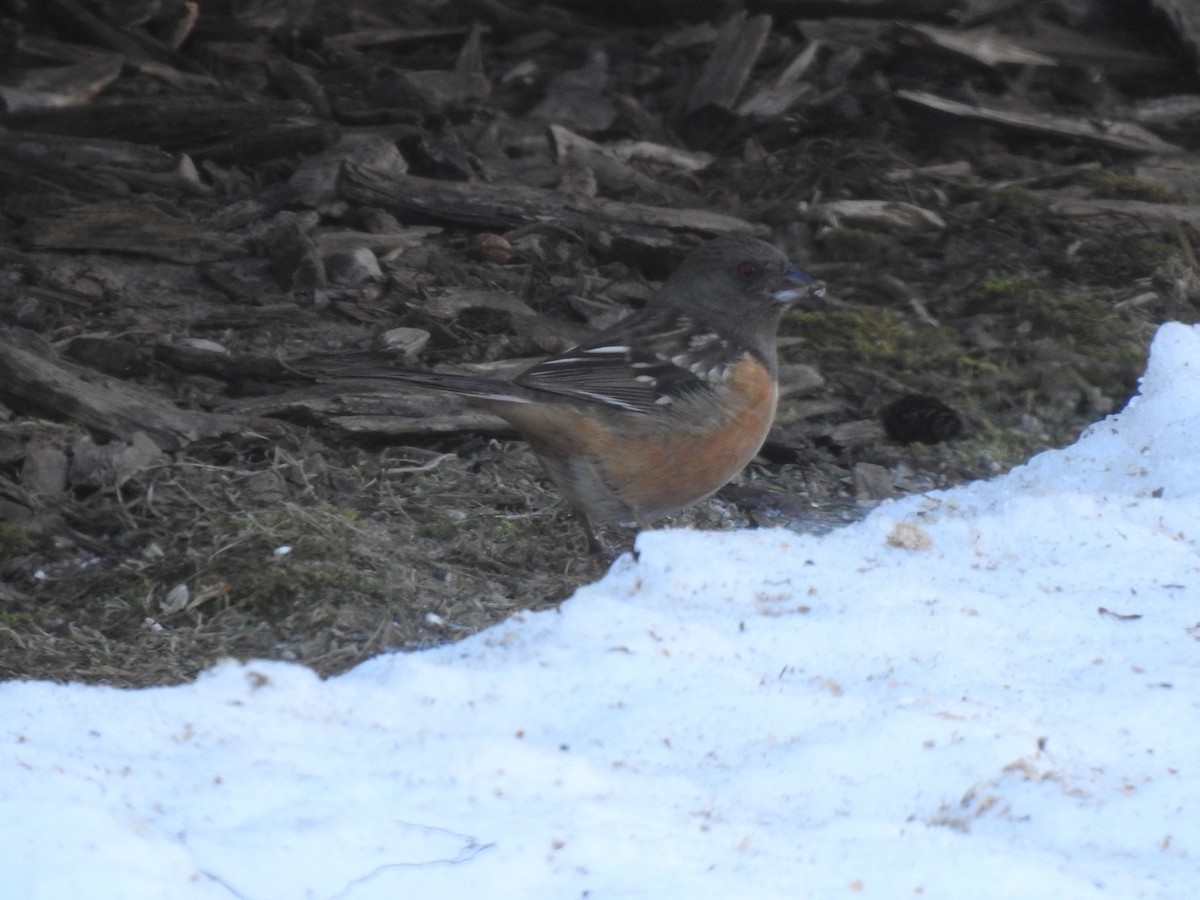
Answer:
xmin=653 ymin=235 xmax=821 ymax=349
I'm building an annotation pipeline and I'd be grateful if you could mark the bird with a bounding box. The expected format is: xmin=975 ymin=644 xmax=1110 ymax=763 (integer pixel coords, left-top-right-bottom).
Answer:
xmin=328 ymin=234 xmax=823 ymax=553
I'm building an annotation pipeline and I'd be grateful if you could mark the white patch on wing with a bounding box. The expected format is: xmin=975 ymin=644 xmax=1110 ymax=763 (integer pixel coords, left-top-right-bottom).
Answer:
xmin=570 ymin=391 xmax=645 ymax=411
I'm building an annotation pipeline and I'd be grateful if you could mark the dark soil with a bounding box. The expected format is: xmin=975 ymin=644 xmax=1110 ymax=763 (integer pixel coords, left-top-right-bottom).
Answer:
xmin=2 ymin=0 xmax=1198 ymax=686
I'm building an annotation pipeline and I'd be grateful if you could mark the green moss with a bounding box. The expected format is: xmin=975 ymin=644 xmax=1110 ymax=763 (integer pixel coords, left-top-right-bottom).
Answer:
xmin=954 ymin=356 xmax=1002 ymax=375
xmin=817 ymin=227 xmax=892 ymax=262
xmin=786 ymin=307 xmax=958 ymax=369
xmin=1080 ymin=170 xmax=1187 ymax=204
xmin=976 ymin=274 xmax=1041 ymax=302
xmin=418 ymin=519 xmax=462 ymax=542
xmin=110 ymin=503 xmax=389 ymax=617
xmin=956 ymin=422 xmax=1044 ymax=472
xmin=0 ymin=522 xmax=36 ymax=556
xmin=977 ymin=186 xmax=1049 ymax=217
xmin=1084 ymin=230 xmax=1197 ymax=280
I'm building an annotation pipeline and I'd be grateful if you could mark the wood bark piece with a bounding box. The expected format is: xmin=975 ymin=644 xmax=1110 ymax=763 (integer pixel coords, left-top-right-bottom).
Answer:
xmin=2 ymin=54 xmax=124 ymax=111
xmin=815 ymin=199 xmax=947 ymax=232
xmin=526 ymin=48 xmax=616 ymax=134
xmin=0 ymin=128 xmax=189 ymax=203
xmin=393 ymin=71 xmax=492 ymax=115
xmin=338 ymin=164 xmax=766 ymax=240
xmin=900 ymin=24 xmax=1058 ymax=67
xmin=189 ymin=120 xmax=338 ymax=166
xmin=737 ymin=41 xmax=820 ymax=118
xmin=0 ymin=141 xmax=133 ymax=203
xmin=0 ymin=330 xmax=249 ymax=450
xmin=1045 ymin=197 xmax=1200 ymax=226
xmin=324 ymin=27 xmax=474 ymax=51
xmin=1018 ymin=19 xmax=1174 ymax=76
xmin=0 ymin=127 xmax=176 ymax=172
xmin=227 ymin=385 xmax=511 ymax=439
xmin=896 ymin=89 xmax=1184 ymax=154
xmin=6 ymin=98 xmax=311 ymax=152
xmin=549 ymin=125 xmax=667 ymax=197
xmin=687 ymin=11 xmax=773 ymax=112
xmin=22 ymin=201 xmax=243 ymax=263
xmin=1127 ymin=95 xmax=1200 ymax=131
xmin=610 ymin=140 xmax=714 ymax=173
xmin=1152 ymin=0 xmax=1200 ymax=79
xmin=40 ymin=0 xmax=204 ymax=73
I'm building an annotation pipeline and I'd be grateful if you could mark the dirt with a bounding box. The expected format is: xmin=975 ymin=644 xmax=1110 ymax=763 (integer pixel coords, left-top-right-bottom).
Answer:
xmin=1 ymin=1 xmax=1198 ymax=686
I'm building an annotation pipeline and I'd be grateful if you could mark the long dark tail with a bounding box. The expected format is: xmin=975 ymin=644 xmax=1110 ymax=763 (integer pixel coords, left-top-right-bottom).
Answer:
xmin=299 ymin=360 xmax=534 ymax=405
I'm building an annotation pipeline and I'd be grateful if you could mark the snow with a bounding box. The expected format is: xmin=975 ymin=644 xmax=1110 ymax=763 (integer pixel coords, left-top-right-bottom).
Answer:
xmin=4 ymin=322 xmax=1200 ymax=900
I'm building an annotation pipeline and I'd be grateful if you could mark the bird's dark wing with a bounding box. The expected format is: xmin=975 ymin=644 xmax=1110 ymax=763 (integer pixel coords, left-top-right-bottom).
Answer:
xmin=513 ymin=309 xmax=742 ymax=413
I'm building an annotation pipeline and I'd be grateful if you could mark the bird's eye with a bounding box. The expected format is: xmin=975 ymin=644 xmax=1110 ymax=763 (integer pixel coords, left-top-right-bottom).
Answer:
xmin=737 ymin=261 xmax=758 ymax=280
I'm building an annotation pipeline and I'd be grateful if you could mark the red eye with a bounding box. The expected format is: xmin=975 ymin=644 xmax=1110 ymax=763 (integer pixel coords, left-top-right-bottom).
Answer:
xmin=737 ymin=261 xmax=758 ymax=280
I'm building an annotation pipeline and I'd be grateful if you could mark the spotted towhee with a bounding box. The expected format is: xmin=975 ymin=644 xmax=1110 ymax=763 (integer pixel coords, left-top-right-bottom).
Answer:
xmin=331 ymin=234 xmax=823 ymax=553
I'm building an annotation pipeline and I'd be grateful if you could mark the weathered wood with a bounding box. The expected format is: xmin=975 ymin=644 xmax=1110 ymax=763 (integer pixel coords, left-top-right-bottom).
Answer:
xmin=896 ymin=89 xmax=1184 ymax=154
xmin=188 ymin=120 xmax=340 ymax=165
xmin=5 ymin=98 xmax=311 ymax=151
xmin=0 ymin=141 xmax=133 ymax=203
xmin=225 ymin=382 xmax=512 ymax=439
xmin=548 ymin=125 xmax=670 ymax=198
xmin=1152 ymin=0 xmax=1200 ymax=79
xmin=338 ymin=164 xmax=766 ymax=239
xmin=0 ymin=330 xmax=249 ymax=450
xmin=324 ymin=26 xmax=476 ymax=51
xmin=21 ymin=201 xmax=244 ymax=263
xmin=737 ymin=41 xmax=820 ymax=118
xmin=686 ymin=12 xmax=773 ymax=112
xmin=40 ymin=0 xmax=205 ymax=73
xmin=0 ymin=127 xmax=176 ymax=171
xmin=1045 ymin=196 xmax=1200 ymax=226
xmin=899 ymin=23 xmax=1059 ymax=67
xmin=1 ymin=54 xmax=124 ymax=111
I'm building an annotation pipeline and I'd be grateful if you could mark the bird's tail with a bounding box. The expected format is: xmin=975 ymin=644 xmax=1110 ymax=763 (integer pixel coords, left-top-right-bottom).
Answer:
xmin=300 ymin=361 xmax=535 ymax=406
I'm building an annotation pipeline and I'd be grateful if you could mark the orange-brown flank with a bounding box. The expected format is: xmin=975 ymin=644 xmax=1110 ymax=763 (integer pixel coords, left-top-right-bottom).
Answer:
xmin=503 ymin=355 xmax=778 ymax=523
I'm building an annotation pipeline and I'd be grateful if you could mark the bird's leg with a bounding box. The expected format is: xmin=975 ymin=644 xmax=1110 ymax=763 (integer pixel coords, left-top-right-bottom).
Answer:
xmin=578 ymin=511 xmax=618 ymax=559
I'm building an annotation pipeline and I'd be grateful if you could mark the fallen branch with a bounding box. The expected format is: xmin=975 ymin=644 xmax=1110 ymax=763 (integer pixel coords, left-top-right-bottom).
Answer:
xmin=338 ymin=164 xmax=766 ymax=240
xmin=0 ymin=330 xmax=250 ymax=450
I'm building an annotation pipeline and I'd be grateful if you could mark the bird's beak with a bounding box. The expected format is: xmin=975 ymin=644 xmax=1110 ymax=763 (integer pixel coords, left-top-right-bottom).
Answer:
xmin=773 ymin=265 xmax=825 ymax=304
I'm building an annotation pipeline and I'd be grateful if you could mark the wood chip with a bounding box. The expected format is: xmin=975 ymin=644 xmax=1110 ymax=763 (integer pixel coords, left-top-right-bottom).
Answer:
xmin=815 ymin=199 xmax=947 ymax=232
xmin=338 ymin=164 xmax=766 ymax=241
xmin=897 ymin=89 xmax=1184 ymax=154
xmin=687 ymin=11 xmax=772 ymax=112
xmin=900 ymin=23 xmax=1058 ymax=68
xmin=1150 ymin=0 xmax=1200 ymax=79
xmin=22 ymin=201 xmax=243 ymax=263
